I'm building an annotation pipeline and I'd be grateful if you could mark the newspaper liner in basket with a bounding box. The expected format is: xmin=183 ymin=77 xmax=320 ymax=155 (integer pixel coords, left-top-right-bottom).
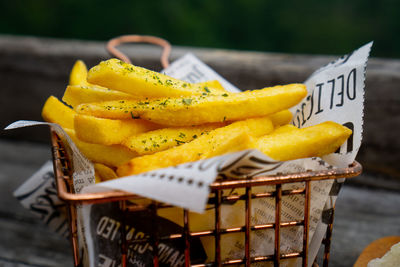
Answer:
xmin=85 ymin=42 xmax=371 ymax=267
xmin=80 ymin=42 xmax=371 ymax=210
xmin=7 ymin=40 xmax=371 ymax=266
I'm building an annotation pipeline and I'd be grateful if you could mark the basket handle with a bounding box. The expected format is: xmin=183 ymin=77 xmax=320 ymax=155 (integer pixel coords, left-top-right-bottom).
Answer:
xmin=106 ymin=35 xmax=171 ymax=69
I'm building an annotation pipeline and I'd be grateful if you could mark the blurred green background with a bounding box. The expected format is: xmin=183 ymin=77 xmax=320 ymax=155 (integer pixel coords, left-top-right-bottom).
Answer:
xmin=1 ymin=0 xmax=399 ymax=58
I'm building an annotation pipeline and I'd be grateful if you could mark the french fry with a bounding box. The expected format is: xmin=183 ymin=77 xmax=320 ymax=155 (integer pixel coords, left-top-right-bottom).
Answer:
xmin=87 ymin=59 xmax=225 ymax=98
xmin=117 ymin=117 xmax=274 ymax=176
xmin=41 ymin=96 xmax=137 ymax=167
xmin=269 ymin=109 xmax=292 ymax=127
xmin=42 ymin=96 xmax=75 ymax=129
xmin=63 ymin=80 xmax=226 ymax=108
xmin=76 ymin=84 xmax=306 ymax=126
xmin=94 ymin=163 xmax=118 ymax=182
xmin=123 ymin=123 xmax=225 ymax=155
xmin=74 ymin=114 xmax=161 ymax=145
xmin=69 ymin=60 xmax=90 ymax=86
xmin=62 ymin=85 xmax=138 ymax=108
xmin=65 ymin=60 xmax=226 ymax=107
xmin=64 ymin=128 xmax=137 ymax=167
xmin=252 ymin=121 xmax=352 ymax=161
xmin=65 ymin=60 xmax=139 ymax=107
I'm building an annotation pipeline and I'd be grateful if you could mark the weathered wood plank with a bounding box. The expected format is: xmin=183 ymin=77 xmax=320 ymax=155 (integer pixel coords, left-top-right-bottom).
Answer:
xmin=330 ymin=184 xmax=400 ymax=266
xmin=0 ymin=258 xmax=44 ymax=267
xmin=1 ymin=34 xmax=399 ymax=266
xmin=1 ymin=35 xmax=399 ymax=175
xmin=0 ymin=139 xmax=50 ymax=219
xmin=1 ymin=139 xmax=399 ymax=266
xmin=0 ymin=216 xmax=72 ymax=267
xmin=0 ymin=140 xmax=71 ymax=266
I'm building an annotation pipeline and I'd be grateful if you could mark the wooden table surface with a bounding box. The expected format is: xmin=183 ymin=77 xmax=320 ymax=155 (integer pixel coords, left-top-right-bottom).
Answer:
xmin=1 ymin=139 xmax=399 ymax=267
xmin=1 ymin=35 xmax=399 ymax=267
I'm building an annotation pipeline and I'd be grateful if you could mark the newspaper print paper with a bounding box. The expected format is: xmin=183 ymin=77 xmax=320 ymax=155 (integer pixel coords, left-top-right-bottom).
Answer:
xmin=291 ymin=42 xmax=372 ymax=266
xmin=162 ymin=53 xmax=240 ymax=93
xmin=5 ymin=120 xmax=95 ymax=191
xmin=84 ymin=43 xmax=371 ymax=213
xmin=83 ymin=44 xmax=370 ymax=266
xmin=13 ymin=160 xmax=70 ymax=237
xmin=292 ymin=42 xmax=372 ymax=167
xmin=6 ymin=120 xmax=95 ymax=265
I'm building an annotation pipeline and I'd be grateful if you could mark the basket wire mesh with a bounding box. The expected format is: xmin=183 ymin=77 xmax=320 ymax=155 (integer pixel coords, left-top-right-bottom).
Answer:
xmin=51 ymin=129 xmax=362 ymax=267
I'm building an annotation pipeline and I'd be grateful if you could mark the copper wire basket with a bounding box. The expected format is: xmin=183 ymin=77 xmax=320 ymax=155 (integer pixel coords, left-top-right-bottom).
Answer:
xmin=51 ymin=129 xmax=362 ymax=267
xmin=52 ymin=35 xmax=362 ymax=266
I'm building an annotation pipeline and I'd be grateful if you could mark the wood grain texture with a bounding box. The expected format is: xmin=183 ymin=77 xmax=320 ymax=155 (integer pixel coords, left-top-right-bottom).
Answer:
xmin=0 ymin=35 xmax=400 ymax=265
xmin=0 ymin=140 xmax=72 ymax=267
xmin=1 ymin=35 xmax=399 ymax=176
xmin=0 ymin=139 xmax=400 ymax=266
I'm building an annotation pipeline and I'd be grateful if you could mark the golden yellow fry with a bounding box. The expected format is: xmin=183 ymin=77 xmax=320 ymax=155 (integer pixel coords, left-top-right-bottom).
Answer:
xmin=68 ymin=59 xmax=109 ymax=88
xmin=123 ymin=123 xmax=225 ymax=155
xmin=62 ymin=85 xmax=138 ymax=108
xmin=65 ymin=59 xmax=138 ymax=107
xmin=117 ymin=132 xmax=249 ymax=176
xmin=87 ymin=58 xmax=223 ymax=98
xmin=41 ymin=95 xmax=137 ymax=167
xmin=74 ymin=114 xmax=160 ymax=145
xmin=64 ymin=128 xmax=137 ymax=167
xmin=117 ymin=117 xmax=273 ymax=176
xmin=94 ymin=163 xmax=118 ymax=181
xmin=252 ymin=121 xmax=352 ymax=161
xmin=42 ymin=96 xmax=75 ymax=129
xmin=76 ymin=84 xmax=307 ymax=126
xmin=62 ymin=80 xmax=224 ymax=108
xmin=269 ymin=110 xmax=293 ymax=127
xmin=69 ymin=60 xmax=90 ymax=86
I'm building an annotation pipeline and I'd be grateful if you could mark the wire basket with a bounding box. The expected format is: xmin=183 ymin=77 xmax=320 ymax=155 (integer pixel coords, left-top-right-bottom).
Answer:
xmin=50 ymin=124 xmax=362 ymax=267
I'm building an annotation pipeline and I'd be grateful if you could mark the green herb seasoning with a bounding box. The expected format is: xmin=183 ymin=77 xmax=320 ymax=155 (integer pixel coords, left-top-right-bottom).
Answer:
xmin=175 ymin=139 xmax=185 ymax=145
xmin=182 ymin=98 xmax=192 ymax=105
xmin=130 ymin=112 xmax=140 ymax=119
xmin=159 ymin=99 xmax=169 ymax=106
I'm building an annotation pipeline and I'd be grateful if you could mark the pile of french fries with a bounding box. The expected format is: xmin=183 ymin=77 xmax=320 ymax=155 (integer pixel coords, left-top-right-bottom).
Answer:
xmin=42 ymin=59 xmax=352 ymax=182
